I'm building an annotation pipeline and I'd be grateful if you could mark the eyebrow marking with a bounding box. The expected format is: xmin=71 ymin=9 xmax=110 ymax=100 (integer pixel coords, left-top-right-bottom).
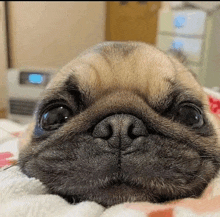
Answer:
xmin=154 ymin=89 xmax=181 ymax=114
xmin=110 ymin=43 xmax=138 ymax=57
xmin=95 ymin=42 xmax=138 ymax=57
xmin=64 ymin=76 xmax=84 ymax=108
xmin=155 ymin=87 xmax=204 ymax=115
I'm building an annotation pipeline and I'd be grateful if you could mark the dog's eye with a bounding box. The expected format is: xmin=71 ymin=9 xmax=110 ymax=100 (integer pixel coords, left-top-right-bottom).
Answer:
xmin=40 ymin=105 xmax=73 ymax=131
xmin=175 ymin=103 xmax=204 ymax=128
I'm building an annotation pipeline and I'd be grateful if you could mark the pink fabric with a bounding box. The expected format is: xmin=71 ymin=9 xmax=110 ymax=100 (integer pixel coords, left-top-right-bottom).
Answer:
xmin=209 ymin=95 xmax=220 ymax=119
xmin=126 ymin=184 xmax=220 ymax=216
xmin=0 ymin=152 xmax=13 ymax=167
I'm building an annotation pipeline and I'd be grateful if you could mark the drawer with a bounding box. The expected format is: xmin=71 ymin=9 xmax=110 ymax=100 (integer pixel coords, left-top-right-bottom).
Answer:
xmin=158 ymin=11 xmax=173 ymax=33
xmin=157 ymin=35 xmax=203 ymax=63
xmin=158 ymin=10 xmax=206 ymax=36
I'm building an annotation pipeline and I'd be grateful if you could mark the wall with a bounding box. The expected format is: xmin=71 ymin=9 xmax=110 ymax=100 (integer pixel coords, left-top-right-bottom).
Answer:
xmin=0 ymin=2 xmax=8 ymax=116
xmin=7 ymin=2 xmax=106 ymax=69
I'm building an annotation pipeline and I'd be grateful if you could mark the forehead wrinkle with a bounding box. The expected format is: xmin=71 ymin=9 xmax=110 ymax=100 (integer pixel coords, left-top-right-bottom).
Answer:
xmin=99 ymin=50 xmax=113 ymax=70
xmin=89 ymin=43 xmax=142 ymax=91
xmin=62 ymin=60 xmax=100 ymax=98
xmin=68 ymin=43 xmax=195 ymax=104
xmin=78 ymin=51 xmax=124 ymax=92
xmin=98 ymin=51 xmax=116 ymax=87
xmin=90 ymin=53 xmax=115 ymax=90
xmin=77 ymin=61 xmax=102 ymax=92
xmin=133 ymin=46 xmax=176 ymax=101
xmin=85 ymin=45 xmax=176 ymax=101
xmin=158 ymin=51 xmax=207 ymax=106
xmin=170 ymin=55 xmax=206 ymax=103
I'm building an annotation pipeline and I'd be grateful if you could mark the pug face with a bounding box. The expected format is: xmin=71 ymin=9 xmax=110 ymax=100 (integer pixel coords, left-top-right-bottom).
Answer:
xmin=18 ymin=42 xmax=220 ymax=207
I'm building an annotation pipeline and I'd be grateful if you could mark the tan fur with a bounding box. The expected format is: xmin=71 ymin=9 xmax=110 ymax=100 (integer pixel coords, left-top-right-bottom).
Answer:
xmin=17 ymin=42 xmax=220 ymax=207
xmin=20 ymin=41 xmax=220 ymax=151
xmin=46 ymin=42 xmax=205 ymax=106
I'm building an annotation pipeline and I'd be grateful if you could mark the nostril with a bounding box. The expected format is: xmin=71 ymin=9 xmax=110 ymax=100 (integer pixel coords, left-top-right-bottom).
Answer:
xmin=128 ymin=124 xmax=138 ymax=140
xmin=92 ymin=121 xmax=114 ymax=140
xmin=101 ymin=124 xmax=113 ymax=140
xmin=128 ymin=122 xmax=148 ymax=139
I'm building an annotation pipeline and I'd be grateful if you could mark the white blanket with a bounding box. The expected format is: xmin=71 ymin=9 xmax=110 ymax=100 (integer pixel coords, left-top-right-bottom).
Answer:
xmin=1 ymin=88 xmax=220 ymax=217
xmin=0 ymin=166 xmax=145 ymax=217
xmin=1 ymin=166 xmax=220 ymax=217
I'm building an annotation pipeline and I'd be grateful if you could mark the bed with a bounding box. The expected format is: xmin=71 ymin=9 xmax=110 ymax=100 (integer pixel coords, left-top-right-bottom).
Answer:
xmin=1 ymin=87 xmax=220 ymax=217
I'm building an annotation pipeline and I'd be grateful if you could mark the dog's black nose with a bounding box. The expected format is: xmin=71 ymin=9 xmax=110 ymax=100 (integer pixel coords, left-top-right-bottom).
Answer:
xmin=92 ymin=114 xmax=147 ymax=149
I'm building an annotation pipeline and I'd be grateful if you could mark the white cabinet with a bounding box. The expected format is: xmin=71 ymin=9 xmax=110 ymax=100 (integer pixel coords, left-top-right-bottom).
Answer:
xmin=157 ymin=35 xmax=203 ymax=63
xmin=172 ymin=10 xmax=206 ymax=35
xmin=158 ymin=10 xmax=206 ymax=36
xmin=157 ymin=8 xmax=220 ymax=88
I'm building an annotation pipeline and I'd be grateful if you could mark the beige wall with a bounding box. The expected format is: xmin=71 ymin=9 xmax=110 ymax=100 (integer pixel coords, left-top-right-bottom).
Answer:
xmin=8 ymin=2 xmax=106 ymax=69
xmin=0 ymin=1 xmax=8 ymax=110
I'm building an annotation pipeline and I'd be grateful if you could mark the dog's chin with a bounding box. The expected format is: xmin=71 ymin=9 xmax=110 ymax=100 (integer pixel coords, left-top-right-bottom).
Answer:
xmin=61 ymin=183 xmax=148 ymax=207
xmin=59 ymin=183 xmax=151 ymax=207
xmin=81 ymin=184 xmax=150 ymax=207
xmin=60 ymin=187 xmax=200 ymax=208
xmin=57 ymin=176 xmax=206 ymax=207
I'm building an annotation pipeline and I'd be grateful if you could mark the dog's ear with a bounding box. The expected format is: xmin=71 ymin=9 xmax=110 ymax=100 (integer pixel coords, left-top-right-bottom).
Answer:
xmin=167 ymin=49 xmax=197 ymax=79
xmin=167 ymin=49 xmax=187 ymax=65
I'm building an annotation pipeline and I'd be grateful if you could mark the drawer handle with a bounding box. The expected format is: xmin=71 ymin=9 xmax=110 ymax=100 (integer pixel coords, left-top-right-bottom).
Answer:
xmin=174 ymin=16 xmax=186 ymax=28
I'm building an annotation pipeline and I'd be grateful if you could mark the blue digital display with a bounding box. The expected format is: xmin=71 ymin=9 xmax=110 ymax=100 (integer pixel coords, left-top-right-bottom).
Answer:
xmin=174 ymin=16 xmax=186 ymax=28
xmin=28 ymin=74 xmax=43 ymax=84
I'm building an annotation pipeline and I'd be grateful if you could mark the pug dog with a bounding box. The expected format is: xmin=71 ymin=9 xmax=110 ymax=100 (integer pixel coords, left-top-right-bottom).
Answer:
xmin=18 ymin=41 xmax=220 ymax=207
